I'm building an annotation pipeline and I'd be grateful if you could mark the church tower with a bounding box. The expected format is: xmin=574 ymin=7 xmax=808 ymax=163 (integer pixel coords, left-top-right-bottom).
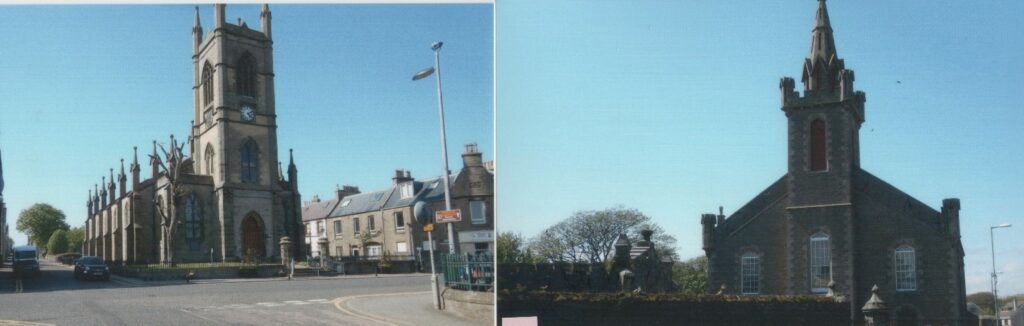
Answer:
xmin=188 ymin=4 xmax=298 ymax=260
xmin=191 ymin=4 xmax=279 ymax=186
xmin=780 ymin=0 xmax=866 ymax=208
xmin=779 ymin=0 xmax=866 ymax=296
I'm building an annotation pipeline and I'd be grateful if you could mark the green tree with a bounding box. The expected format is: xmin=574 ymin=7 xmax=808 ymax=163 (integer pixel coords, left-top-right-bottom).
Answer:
xmin=47 ymin=229 xmax=69 ymax=254
xmin=16 ymin=203 xmax=70 ymax=247
xmin=66 ymin=226 xmax=85 ymax=253
xmin=673 ymin=256 xmax=708 ymax=294
xmin=967 ymin=292 xmax=995 ymax=315
xmin=498 ymin=232 xmax=533 ymax=264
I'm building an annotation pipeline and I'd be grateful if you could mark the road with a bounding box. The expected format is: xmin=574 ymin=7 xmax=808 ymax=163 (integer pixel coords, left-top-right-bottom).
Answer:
xmin=0 ymin=259 xmax=484 ymax=326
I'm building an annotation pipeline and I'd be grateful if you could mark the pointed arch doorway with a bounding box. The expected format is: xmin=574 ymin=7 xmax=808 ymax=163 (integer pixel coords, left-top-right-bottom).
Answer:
xmin=241 ymin=213 xmax=265 ymax=259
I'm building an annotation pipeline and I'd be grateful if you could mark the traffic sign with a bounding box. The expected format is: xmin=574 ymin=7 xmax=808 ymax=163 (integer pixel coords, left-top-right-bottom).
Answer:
xmin=435 ymin=209 xmax=462 ymax=223
xmin=423 ymin=223 xmax=434 ymax=232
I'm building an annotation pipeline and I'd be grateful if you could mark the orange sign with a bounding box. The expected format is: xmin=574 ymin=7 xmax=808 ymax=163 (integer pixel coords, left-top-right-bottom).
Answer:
xmin=435 ymin=209 xmax=462 ymax=223
xmin=423 ymin=223 xmax=434 ymax=232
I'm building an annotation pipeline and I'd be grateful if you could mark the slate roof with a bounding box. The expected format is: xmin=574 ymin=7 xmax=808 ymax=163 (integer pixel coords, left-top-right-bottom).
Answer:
xmin=301 ymin=198 xmax=338 ymax=222
xmin=329 ymin=189 xmax=392 ymax=217
xmin=323 ymin=173 xmax=458 ymax=218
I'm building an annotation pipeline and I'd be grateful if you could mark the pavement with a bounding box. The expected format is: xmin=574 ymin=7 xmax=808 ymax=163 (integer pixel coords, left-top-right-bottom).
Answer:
xmin=0 ymin=258 xmax=488 ymax=325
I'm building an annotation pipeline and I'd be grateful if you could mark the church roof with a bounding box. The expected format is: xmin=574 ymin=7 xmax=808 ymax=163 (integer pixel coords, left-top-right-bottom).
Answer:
xmin=716 ymin=175 xmax=789 ymax=236
xmin=852 ymin=169 xmax=941 ymax=224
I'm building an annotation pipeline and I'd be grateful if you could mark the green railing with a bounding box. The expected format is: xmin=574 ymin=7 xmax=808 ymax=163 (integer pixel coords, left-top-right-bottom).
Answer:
xmin=441 ymin=252 xmax=493 ymax=292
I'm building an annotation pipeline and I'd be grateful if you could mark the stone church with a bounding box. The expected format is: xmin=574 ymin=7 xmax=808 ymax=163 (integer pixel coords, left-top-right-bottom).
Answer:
xmin=84 ymin=4 xmax=304 ymax=264
xmin=700 ymin=1 xmax=971 ymax=324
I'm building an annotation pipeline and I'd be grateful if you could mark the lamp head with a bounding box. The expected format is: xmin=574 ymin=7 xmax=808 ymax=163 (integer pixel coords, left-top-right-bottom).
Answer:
xmin=412 ymin=67 xmax=435 ymax=81
xmin=431 ymin=42 xmax=443 ymax=51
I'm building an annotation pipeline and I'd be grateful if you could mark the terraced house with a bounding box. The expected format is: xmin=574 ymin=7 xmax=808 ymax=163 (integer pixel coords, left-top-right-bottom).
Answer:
xmin=303 ymin=144 xmax=494 ymax=267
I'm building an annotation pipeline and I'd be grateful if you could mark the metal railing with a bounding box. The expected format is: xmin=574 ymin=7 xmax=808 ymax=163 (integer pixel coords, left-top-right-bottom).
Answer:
xmin=441 ymin=252 xmax=493 ymax=292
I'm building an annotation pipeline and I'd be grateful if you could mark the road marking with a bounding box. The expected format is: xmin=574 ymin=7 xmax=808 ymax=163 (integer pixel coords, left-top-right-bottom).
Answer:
xmin=14 ymin=279 xmax=23 ymax=293
xmin=332 ymin=291 xmax=430 ymax=326
xmin=307 ymin=298 xmax=330 ymax=303
xmin=284 ymin=300 xmax=312 ymax=305
xmin=179 ymin=309 xmax=228 ymax=326
xmin=256 ymin=302 xmax=284 ymax=307
xmin=0 ymin=320 xmax=54 ymax=326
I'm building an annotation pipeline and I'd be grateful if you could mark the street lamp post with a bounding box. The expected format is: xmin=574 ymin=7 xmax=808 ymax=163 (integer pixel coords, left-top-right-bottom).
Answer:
xmin=413 ymin=41 xmax=458 ymax=256
xmin=991 ymin=223 xmax=1012 ymax=316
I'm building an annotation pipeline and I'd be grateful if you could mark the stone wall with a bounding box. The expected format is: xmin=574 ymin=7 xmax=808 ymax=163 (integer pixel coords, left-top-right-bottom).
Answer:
xmin=498 ymin=263 xmax=615 ymax=292
xmin=498 ymin=291 xmax=848 ymax=326
xmin=441 ymin=288 xmax=493 ymax=323
xmin=115 ymin=265 xmax=283 ymax=281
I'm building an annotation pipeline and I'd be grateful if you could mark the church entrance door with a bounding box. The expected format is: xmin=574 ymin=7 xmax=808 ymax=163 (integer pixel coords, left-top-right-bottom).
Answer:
xmin=241 ymin=214 xmax=265 ymax=259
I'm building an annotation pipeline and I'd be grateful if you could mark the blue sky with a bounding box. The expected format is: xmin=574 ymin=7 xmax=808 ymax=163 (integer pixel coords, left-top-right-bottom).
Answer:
xmin=496 ymin=1 xmax=1023 ymax=295
xmin=0 ymin=4 xmax=492 ymax=248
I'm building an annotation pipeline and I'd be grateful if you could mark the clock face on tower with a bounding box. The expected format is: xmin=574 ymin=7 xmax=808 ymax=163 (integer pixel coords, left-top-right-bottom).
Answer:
xmin=240 ymin=105 xmax=255 ymax=122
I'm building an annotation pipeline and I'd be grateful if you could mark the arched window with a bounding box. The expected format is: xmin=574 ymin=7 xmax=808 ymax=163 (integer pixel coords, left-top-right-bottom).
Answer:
xmin=241 ymin=140 xmax=259 ymax=183
xmin=184 ymin=193 xmax=203 ymax=251
xmin=237 ymin=53 xmax=257 ymax=97
xmin=204 ymin=144 xmax=215 ymax=175
xmin=741 ymin=252 xmax=760 ymax=294
xmin=895 ymin=246 xmax=916 ymax=291
xmin=809 ymin=232 xmax=831 ymax=293
xmin=809 ymin=119 xmax=827 ymax=171
xmin=202 ymin=63 xmax=214 ymax=106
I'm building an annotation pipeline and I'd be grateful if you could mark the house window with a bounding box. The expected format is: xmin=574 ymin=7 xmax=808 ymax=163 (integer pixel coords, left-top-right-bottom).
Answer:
xmin=741 ymin=253 xmax=760 ymax=294
xmin=317 ymin=221 xmax=324 ymax=235
xmin=237 ymin=53 xmax=257 ymax=97
xmin=368 ymin=215 xmax=376 ymax=230
xmin=396 ymin=242 xmax=408 ymax=253
xmin=333 ymin=220 xmax=342 ymax=238
xmin=351 ymin=247 xmax=360 ymax=257
xmin=470 ymin=201 xmax=487 ymax=225
xmin=400 ymin=182 xmax=414 ymax=199
xmin=202 ymin=62 xmax=213 ymax=106
xmin=184 ymin=193 xmax=202 ymax=251
xmin=367 ymin=244 xmax=382 ymax=257
xmin=334 ymin=246 xmax=342 ymax=257
xmin=810 ymin=119 xmax=827 ymax=171
xmin=895 ymin=246 xmax=916 ymax=291
xmin=304 ymin=223 xmax=310 ymax=237
xmin=241 ymin=140 xmax=259 ymax=183
xmin=809 ymin=232 xmax=831 ymax=293
xmin=353 ymin=218 xmax=360 ymax=235
xmin=394 ymin=212 xmax=405 ymax=231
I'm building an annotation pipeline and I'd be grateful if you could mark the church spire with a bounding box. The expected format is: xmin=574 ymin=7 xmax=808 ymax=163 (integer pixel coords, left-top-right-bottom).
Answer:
xmin=260 ymin=3 xmax=272 ymax=40
xmin=0 ymin=147 xmax=5 ymax=197
xmin=809 ymin=0 xmax=836 ymax=63
xmin=801 ymin=0 xmax=844 ymax=92
xmin=192 ymin=6 xmax=203 ymax=53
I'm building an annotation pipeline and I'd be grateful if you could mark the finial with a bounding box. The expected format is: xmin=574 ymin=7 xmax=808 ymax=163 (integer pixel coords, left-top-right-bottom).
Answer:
xmin=120 ymin=158 xmax=126 ymax=175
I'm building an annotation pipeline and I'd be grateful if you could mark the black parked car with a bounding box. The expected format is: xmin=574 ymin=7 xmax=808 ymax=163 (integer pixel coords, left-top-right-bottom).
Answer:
xmin=74 ymin=256 xmax=110 ymax=281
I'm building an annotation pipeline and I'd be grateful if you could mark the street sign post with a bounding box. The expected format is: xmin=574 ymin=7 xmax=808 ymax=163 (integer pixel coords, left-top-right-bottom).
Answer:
xmin=435 ymin=209 xmax=462 ymax=223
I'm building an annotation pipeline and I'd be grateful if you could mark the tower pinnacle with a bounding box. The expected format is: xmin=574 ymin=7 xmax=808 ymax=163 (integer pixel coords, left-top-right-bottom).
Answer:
xmin=801 ymin=0 xmax=844 ymax=92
